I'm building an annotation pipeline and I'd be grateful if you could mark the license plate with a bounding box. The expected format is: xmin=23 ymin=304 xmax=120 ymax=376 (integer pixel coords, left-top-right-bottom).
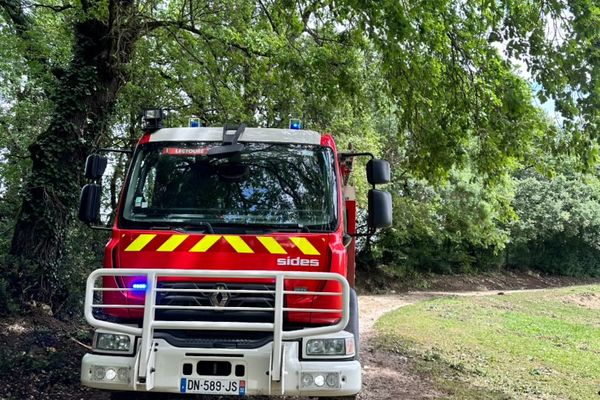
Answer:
xmin=180 ymin=377 xmax=245 ymax=395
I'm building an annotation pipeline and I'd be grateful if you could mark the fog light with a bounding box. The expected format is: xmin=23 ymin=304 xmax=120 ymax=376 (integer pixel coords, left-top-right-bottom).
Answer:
xmin=301 ymin=373 xmax=313 ymax=387
xmin=105 ymin=368 xmax=117 ymax=381
xmin=314 ymin=374 xmax=325 ymax=387
xmin=326 ymin=373 xmax=339 ymax=388
xmin=93 ymin=366 xmax=105 ymax=380
xmin=117 ymin=367 xmax=129 ymax=382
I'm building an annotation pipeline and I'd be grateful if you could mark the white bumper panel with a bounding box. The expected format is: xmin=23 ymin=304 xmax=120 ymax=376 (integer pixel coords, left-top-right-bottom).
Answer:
xmin=81 ymin=353 xmax=136 ymax=390
xmin=284 ymin=342 xmax=361 ymax=397
xmin=152 ymin=339 xmax=273 ymax=395
xmin=81 ymin=340 xmax=361 ymax=396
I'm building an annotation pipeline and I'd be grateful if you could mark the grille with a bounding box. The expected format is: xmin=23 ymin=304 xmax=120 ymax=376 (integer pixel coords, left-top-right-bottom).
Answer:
xmin=155 ymin=282 xmax=276 ymax=323
xmin=154 ymin=330 xmax=274 ymax=349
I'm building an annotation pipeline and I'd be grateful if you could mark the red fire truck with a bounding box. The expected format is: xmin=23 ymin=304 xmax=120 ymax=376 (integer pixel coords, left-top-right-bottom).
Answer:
xmin=78 ymin=110 xmax=392 ymax=399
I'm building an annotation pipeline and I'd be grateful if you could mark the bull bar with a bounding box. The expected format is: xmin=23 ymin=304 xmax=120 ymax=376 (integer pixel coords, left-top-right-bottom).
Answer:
xmin=84 ymin=268 xmax=350 ymax=391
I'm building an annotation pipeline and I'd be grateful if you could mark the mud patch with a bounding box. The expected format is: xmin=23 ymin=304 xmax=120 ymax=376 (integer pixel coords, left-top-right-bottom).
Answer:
xmin=360 ymin=347 xmax=442 ymax=400
xmin=561 ymin=292 xmax=600 ymax=309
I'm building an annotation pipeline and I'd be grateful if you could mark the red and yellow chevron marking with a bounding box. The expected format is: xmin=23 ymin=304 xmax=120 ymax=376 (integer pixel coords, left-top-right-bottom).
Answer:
xmin=124 ymin=234 xmax=156 ymax=252
xmin=157 ymin=234 xmax=188 ymax=252
xmin=189 ymin=235 xmax=221 ymax=253
xmin=256 ymin=236 xmax=287 ymax=254
xmin=123 ymin=234 xmax=321 ymax=255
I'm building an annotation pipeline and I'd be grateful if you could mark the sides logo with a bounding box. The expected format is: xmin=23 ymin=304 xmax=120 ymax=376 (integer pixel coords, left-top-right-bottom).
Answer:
xmin=276 ymin=257 xmax=319 ymax=267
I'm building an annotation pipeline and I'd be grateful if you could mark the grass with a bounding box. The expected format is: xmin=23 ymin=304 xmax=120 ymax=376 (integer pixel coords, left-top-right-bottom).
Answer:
xmin=375 ymin=285 xmax=600 ymax=400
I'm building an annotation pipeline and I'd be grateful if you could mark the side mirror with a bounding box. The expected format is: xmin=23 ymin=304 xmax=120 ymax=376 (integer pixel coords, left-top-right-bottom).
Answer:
xmin=366 ymin=159 xmax=390 ymax=185
xmin=78 ymin=184 xmax=102 ymax=224
xmin=84 ymin=154 xmax=108 ymax=180
xmin=368 ymin=189 xmax=392 ymax=229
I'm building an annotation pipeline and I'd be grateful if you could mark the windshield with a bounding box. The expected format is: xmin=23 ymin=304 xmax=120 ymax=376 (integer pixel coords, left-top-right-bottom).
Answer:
xmin=120 ymin=142 xmax=338 ymax=231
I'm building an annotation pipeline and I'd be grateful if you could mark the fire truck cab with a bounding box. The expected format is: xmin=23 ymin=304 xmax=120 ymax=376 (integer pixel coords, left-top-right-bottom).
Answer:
xmin=78 ymin=116 xmax=392 ymax=399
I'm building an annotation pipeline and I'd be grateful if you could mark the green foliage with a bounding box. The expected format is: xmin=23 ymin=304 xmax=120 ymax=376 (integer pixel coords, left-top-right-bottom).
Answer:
xmin=339 ymin=0 xmax=560 ymax=181
xmin=366 ymin=166 xmax=600 ymax=279
xmin=507 ymin=172 xmax=600 ymax=276
xmin=371 ymin=169 xmax=510 ymax=276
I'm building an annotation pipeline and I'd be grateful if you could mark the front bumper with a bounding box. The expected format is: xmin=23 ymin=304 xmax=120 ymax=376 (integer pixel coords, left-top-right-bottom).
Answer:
xmin=82 ymin=339 xmax=361 ymax=396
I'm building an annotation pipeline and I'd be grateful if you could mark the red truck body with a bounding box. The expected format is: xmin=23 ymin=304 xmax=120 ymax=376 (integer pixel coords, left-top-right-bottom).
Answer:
xmin=101 ymin=133 xmax=352 ymax=325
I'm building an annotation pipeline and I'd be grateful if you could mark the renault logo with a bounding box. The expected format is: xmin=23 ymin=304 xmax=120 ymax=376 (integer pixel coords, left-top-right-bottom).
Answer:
xmin=209 ymin=284 xmax=230 ymax=307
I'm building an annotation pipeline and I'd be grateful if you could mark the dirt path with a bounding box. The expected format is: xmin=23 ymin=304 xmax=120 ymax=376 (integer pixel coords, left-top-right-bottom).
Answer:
xmin=357 ymin=294 xmax=441 ymax=400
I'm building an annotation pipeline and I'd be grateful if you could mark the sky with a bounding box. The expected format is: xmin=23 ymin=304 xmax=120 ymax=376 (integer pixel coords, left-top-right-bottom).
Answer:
xmin=491 ymin=40 xmax=564 ymax=127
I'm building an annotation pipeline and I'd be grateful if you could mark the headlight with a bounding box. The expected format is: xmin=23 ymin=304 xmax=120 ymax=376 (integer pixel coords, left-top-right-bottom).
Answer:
xmin=95 ymin=332 xmax=131 ymax=352
xmin=306 ymin=338 xmax=350 ymax=356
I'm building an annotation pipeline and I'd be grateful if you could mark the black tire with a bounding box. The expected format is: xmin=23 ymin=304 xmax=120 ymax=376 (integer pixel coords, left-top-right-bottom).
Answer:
xmin=110 ymin=393 xmax=171 ymax=400
xmin=344 ymin=288 xmax=360 ymax=361
xmin=110 ymin=393 xmax=132 ymax=400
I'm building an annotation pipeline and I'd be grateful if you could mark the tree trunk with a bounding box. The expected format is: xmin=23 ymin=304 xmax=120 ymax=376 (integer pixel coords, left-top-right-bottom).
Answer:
xmin=4 ymin=1 xmax=138 ymax=310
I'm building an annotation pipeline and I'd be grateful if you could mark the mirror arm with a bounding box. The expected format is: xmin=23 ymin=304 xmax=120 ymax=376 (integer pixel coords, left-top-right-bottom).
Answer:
xmin=88 ymin=224 xmax=112 ymax=231
xmin=349 ymin=227 xmax=376 ymax=237
xmin=349 ymin=232 xmax=374 ymax=238
xmin=339 ymin=152 xmax=374 ymax=161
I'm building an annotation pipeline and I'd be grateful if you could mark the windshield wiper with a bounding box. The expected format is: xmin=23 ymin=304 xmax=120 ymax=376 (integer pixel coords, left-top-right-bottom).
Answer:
xmin=149 ymin=221 xmax=214 ymax=234
xmin=174 ymin=221 xmax=214 ymax=234
xmin=214 ymin=222 xmax=310 ymax=233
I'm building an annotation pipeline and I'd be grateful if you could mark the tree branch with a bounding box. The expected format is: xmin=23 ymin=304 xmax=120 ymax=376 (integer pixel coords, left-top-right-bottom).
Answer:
xmin=257 ymin=0 xmax=279 ymax=34
xmin=143 ymin=19 xmax=271 ymax=57
xmin=30 ymin=2 xmax=72 ymax=12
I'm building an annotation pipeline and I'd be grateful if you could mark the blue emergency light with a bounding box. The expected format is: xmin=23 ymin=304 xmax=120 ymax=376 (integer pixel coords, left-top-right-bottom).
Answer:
xmin=132 ymin=282 xmax=147 ymax=291
xmin=189 ymin=117 xmax=200 ymax=128
xmin=289 ymin=119 xmax=302 ymax=130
